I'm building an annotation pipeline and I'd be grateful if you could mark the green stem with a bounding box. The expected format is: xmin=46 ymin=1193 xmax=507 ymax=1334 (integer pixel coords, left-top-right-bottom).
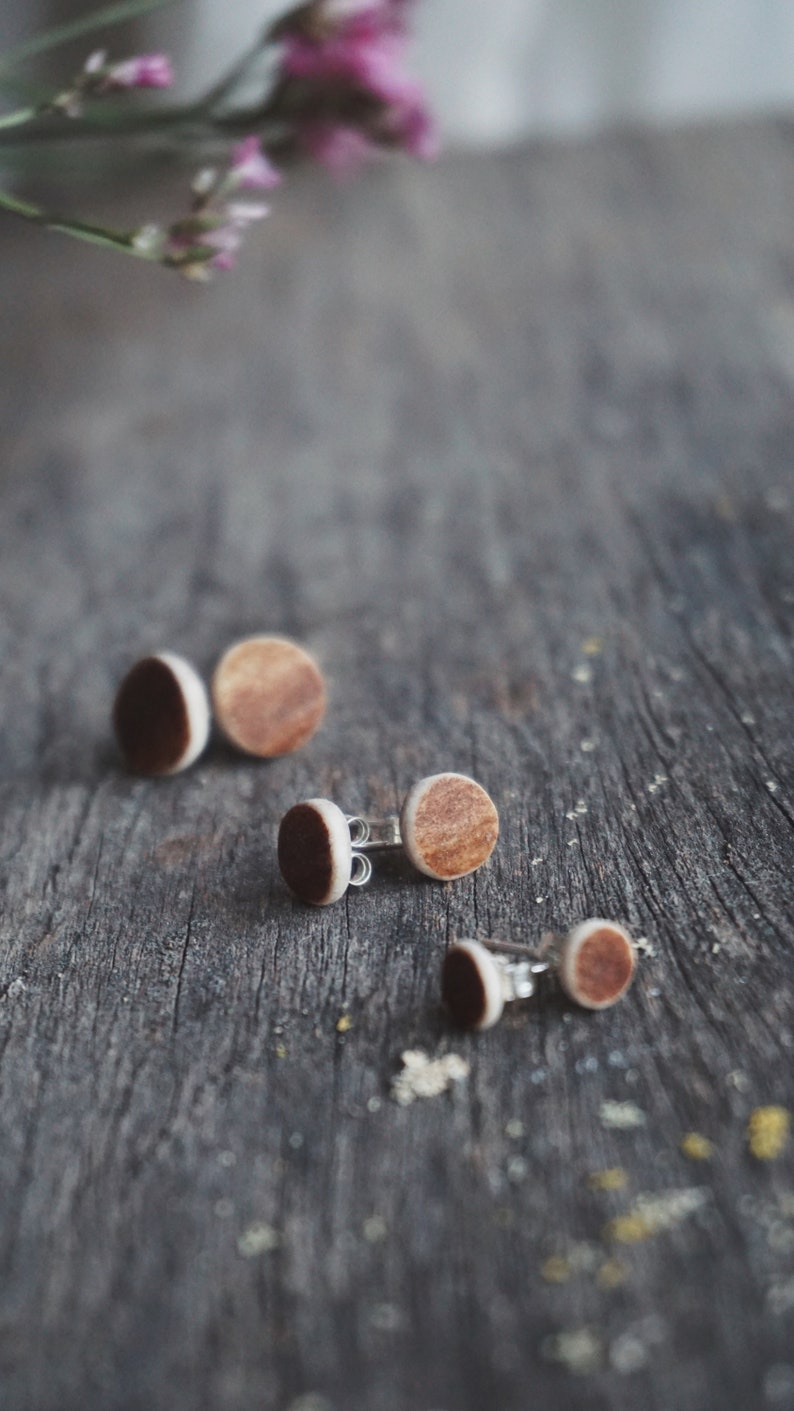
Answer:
xmin=0 ymin=106 xmax=37 ymax=130
xmin=0 ymin=185 xmax=155 ymax=257
xmin=0 ymin=94 xmax=285 ymax=147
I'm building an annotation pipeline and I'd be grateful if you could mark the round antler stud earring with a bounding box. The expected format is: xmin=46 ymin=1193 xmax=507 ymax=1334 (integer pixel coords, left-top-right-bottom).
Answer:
xmin=112 ymin=652 xmax=211 ymax=776
xmin=442 ymin=921 xmax=636 ymax=1029
xmin=441 ymin=939 xmax=546 ymax=1030
xmin=277 ymin=772 xmax=499 ymax=905
xmin=212 ymin=635 xmax=326 ymax=758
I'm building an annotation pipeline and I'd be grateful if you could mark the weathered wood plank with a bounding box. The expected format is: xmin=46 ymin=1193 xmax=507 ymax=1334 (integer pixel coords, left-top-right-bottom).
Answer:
xmin=0 ymin=119 xmax=793 ymax=1411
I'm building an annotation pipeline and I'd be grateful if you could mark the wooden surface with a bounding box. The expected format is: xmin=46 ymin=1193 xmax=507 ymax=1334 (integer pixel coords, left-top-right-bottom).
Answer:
xmin=0 ymin=118 xmax=793 ymax=1411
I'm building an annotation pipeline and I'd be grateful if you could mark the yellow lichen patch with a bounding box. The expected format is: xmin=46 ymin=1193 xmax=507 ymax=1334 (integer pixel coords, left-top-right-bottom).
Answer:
xmin=582 ymin=636 xmax=604 ymax=656
xmin=596 ymin=1258 xmax=628 ymax=1289
xmin=587 ymin=1167 xmax=628 ymax=1192
xmin=275 ymin=1042 xmax=288 ymax=1059
xmin=336 ymin=1014 xmax=352 ymax=1033
xmin=747 ymin=1107 xmax=791 ymax=1161
xmin=605 ymin=1212 xmax=653 ymax=1244
xmin=604 ymin=1187 xmax=710 ymax=1244
xmin=680 ymin=1132 xmax=715 ymax=1161
xmin=541 ymin=1255 xmax=572 ymax=1284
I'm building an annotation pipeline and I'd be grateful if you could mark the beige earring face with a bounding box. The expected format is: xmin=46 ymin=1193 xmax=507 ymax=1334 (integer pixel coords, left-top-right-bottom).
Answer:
xmin=113 ymin=651 xmax=210 ymax=776
xmin=400 ymin=773 xmax=499 ymax=880
xmin=277 ymin=799 xmax=353 ymax=906
xmin=212 ymin=635 xmax=326 ymax=758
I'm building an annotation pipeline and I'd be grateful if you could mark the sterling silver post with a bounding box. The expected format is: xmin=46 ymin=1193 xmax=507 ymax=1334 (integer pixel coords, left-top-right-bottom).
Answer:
xmin=346 ymin=815 xmax=403 ymax=849
xmin=345 ymin=815 xmax=403 ymax=887
xmin=482 ymin=937 xmax=555 ymax=973
xmin=496 ymin=956 xmax=539 ymax=1002
xmin=348 ymin=852 xmax=373 ymax=888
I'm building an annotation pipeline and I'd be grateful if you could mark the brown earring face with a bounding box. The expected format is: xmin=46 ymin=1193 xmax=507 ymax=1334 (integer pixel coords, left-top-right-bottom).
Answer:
xmin=400 ymin=773 xmax=499 ymax=880
xmin=442 ymin=940 xmax=505 ymax=1030
xmin=212 ymin=635 xmax=326 ymax=758
xmin=558 ymin=920 xmax=636 ymax=1009
xmin=277 ymin=799 xmax=352 ymax=906
xmin=112 ymin=652 xmax=210 ymax=776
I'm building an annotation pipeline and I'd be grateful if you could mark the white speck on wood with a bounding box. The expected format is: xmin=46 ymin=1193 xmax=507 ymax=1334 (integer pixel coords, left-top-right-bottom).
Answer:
xmin=237 ymin=1222 xmax=281 ymax=1257
xmin=542 ymin=1327 xmax=603 ymax=1375
xmin=391 ymin=1050 xmax=470 ymax=1106
xmin=600 ymin=1100 xmax=647 ymax=1130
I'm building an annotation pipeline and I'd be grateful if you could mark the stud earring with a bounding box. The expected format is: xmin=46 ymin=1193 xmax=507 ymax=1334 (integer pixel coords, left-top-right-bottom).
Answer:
xmin=441 ymin=938 xmax=546 ymax=1030
xmin=442 ymin=920 xmax=636 ymax=1029
xmin=277 ymin=772 xmax=499 ymax=905
xmin=113 ymin=652 xmax=211 ymax=776
xmin=212 ymin=634 xmax=326 ymax=758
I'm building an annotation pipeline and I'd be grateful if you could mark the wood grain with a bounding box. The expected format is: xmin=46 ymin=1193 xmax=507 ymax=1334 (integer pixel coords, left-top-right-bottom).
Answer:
xmin=0 ymin=119 xmax=792 ymax=1411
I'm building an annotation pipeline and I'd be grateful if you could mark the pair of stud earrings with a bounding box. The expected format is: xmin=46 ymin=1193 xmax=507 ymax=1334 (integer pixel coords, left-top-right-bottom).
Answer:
xmin=442 ymin=920 xmax=637 ymax=1029
xmin=275 ymin=781 xmax=639 ymax=1028
xmin=277 ymin=771 xmax=500 ymax=904
xmin=112 ymin=634 xmax=326 ymax=774
xmin=113 ymin=637 xmax=499 ymax=905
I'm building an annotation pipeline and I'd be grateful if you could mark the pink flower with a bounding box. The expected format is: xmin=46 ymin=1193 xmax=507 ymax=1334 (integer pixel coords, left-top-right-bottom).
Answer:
xmin=165 ymin=191 xmax=271 ymax=275
xmin=392 ymin=87 xmax=439 ymax=159
xmin=276 ymin=2 xmax=437 ymax=162
xmin=205 ymin=225 xmax=243 ymax=271
xmin=304 ymin=123 xmax=376 ymax=175
xmin=204 ymin=201 xmax=270 ymax=269
xmin=230 ymin=136 xmax=282 ymax=191
xmin=281 ymin=13 xmax=406 ymax=90
xmin=224 ymin=200 xmax=272 ymax=224
xmin=105 ymin=54 xmax=174 ymax=90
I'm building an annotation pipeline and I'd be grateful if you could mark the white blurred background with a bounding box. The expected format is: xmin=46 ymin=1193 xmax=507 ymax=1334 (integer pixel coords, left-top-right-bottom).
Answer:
xmin=4 ymin=0 xmax=794 ymax=143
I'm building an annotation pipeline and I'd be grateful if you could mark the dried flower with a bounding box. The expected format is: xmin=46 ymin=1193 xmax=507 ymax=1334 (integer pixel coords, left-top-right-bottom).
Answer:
xmin=48 ymin=48 xmax=174 ymax=117
xmin=272 ymin=0 xmax=438 ymax=168
xmin=0 ymin=0 xmax=433 ymax=275
xmin=160 ymin=140 xmax=278 ymax=277
xmin=229 ymin=136 xmax=282 ymax=192
xmin=102 ymin=54 xmax=175 ymax=90
xmin=302 ymin=122 xmax=373 ymax=174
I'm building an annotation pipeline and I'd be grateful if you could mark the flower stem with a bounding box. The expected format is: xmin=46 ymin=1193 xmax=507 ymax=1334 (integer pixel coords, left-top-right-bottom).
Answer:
xmin=0 ymin=106 xmax=38 ymax=130
xmin=0 ymin=96 xmax=285 ymax=147
xmin=0 ymin=185 xmax=155 ymax=257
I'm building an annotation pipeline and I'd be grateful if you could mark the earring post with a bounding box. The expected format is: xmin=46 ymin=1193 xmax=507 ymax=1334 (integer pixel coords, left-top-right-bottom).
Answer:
xmin=481 ymin=937 xmax=553 ymax=972
xmin=346 ymin=815 xmax=403 ymax=851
